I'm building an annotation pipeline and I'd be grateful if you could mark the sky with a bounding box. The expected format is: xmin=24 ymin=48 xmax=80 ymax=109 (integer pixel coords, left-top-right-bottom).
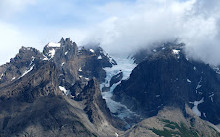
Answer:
xmin=0 ymin=0 xmax=220 ymax=65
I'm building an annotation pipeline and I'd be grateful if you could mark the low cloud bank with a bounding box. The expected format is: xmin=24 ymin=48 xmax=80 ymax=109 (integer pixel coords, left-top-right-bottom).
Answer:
xmin=83 ymin=0 xmax=220 ymax=66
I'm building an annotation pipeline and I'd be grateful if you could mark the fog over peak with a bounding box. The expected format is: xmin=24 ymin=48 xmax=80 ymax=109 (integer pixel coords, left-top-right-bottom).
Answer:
xmin=81 ymin=0 xmax=220 ymax=66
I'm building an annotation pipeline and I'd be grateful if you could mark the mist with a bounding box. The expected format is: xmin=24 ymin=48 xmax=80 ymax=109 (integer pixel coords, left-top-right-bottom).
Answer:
xmin=81 ymin=0 xmax=220 ymax=66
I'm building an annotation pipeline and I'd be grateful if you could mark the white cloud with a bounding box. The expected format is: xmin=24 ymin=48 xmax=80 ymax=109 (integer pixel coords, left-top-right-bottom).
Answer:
xmin=0 ymin=0 xmax=36 ymax=18
xmin=81 ymin=0 xmax=220 ymax=66
xmin=0 ymin=22 xmax=24 ymax=64
xmin=1 ymin=0 xmax=220 ymax=66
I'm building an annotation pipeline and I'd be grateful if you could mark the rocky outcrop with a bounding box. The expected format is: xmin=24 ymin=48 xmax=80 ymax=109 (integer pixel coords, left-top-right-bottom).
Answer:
xmin=0 ymin=47 xmax=44 ymax=86
xmin=110 ymin=71 xmax=123 ymax=87
xmin=124 ymin=106 xmax=220 ymax=137
xmin=0 ymin=61 xmax=60 ymax=102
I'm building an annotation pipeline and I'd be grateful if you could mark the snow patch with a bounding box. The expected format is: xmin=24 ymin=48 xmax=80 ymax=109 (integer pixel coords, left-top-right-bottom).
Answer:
xmin=20 ymin=65 xmax=34 ymax=78
xmin=61 ymin=62 xmax=65 ymax=66
xmin=11 ymin=77 xmax=16 ymax=81
xmin=190 ymin=98 xmax=204 ymax=117
xmin=196 ymin=77 xmax=202 ymax=89
xmin=0 ymin=73 xmax=3 ymax=80
xmin=209 ymin=93 xmax=214 ymax=102
xmin=98 ymin=55 xmax=102 ymax=59
xmin=43 ymin=55 xmax=49 ymax=60
xmin=48 ymin=49 xmax=56 ymax=58
xmin=65 ymin=51 xmax=68 ymax=55
xmin=47 ymin=42 xmax=61 ymax=47
xmin=193 ymin=66 xmax=196 ymax=70
xmin=89 ymin=49 xmax=94 ymax=53
xmin=85 ymin=77 xmax=89 ymax=81
xmin=30 ymin=56 xmax=35 ymax=66
xmin=172 ymin=49 xmax=180 ymax=55
xmin=187 ymin=79 xmax=191 ymax=83
xmin=59 ymin=86 xmax=70 ymax=95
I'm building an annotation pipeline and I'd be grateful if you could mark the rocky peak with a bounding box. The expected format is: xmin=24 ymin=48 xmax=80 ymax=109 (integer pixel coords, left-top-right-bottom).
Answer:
xmin=0 ymin=46 xmax=44 ymax=85
xmin=132 ymin=42 xmax=185 ymax=64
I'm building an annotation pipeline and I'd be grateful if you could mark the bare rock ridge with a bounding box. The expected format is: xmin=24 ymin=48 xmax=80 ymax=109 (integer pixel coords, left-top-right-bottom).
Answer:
xmin=0 ymin=39 xmax=219 ymax=137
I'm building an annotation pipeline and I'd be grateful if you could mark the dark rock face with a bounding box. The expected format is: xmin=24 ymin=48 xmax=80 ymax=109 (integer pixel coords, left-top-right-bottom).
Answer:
xmin=113 ymin=43 xmax=220 ymax=125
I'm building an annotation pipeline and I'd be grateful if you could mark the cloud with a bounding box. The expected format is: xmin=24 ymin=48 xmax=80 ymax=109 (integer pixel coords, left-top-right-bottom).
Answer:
xmin=1 ymin=0 xmax=220 ymax=66
xmin=0 ymin=0 xmax=36 ymax=18
xmin=80 ymin=0 xmax=220 ymax=66
xmin=0 ymin=22 xmax=26 ymax=65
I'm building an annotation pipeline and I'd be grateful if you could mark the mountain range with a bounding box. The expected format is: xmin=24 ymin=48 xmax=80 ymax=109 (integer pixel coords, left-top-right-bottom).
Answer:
xmin=0 ymin=38 xmax=219 ymax=137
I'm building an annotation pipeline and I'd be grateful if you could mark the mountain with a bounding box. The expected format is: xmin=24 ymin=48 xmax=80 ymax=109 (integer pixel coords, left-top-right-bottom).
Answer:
xmin=0 ymin=38 xmax=122 ymax=137
xmin=112 ymin=42 xmax=220 ymax=128
xmin=0 ymin=39 xmax=219 ymax=137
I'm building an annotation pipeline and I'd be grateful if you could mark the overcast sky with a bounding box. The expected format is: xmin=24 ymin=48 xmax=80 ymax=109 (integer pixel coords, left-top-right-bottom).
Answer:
xmin=0 ymin=0 xmax=220 ymax=66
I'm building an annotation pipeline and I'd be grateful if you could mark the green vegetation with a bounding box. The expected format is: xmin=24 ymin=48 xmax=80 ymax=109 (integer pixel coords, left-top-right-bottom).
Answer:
xmin=150 ymin=119 xmax=199 ymax=137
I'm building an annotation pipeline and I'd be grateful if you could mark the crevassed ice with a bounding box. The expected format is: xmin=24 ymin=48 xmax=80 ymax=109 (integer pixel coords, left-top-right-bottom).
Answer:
xmin=101 ymin=56 xmax=137 ymax=120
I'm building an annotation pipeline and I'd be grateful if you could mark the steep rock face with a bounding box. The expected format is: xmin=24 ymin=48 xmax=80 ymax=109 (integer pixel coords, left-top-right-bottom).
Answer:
xmin=0 ymin=61 xmax=60 ymax=102
xmin=42 ymin=38 xmax=115 ymax=89
xmin=113 ymin=43 xmax=220 ymax=125
xmin=77 ymin=47 xmax=116 ymax=83
xmin=76 ymin=79 xmax=125 ymax=130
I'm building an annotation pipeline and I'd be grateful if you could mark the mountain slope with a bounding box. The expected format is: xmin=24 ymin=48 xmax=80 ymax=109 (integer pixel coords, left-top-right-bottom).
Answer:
xmin=113 ymin=43 xmax=220 ymax=125
xmin=125 ymin=106 xmax=220 ymax=137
